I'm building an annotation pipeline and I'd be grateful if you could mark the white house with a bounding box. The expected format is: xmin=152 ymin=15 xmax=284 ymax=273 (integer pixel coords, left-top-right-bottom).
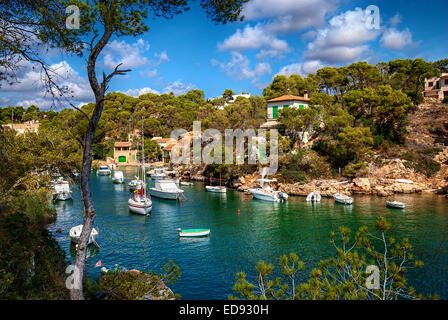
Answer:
xmin=215 ymin=93 xmax=252 ymax=109
xmin=424 ymin=73 xmax=448 ymax=101
xmin=266 ymin=94 xmax=310 ymax=120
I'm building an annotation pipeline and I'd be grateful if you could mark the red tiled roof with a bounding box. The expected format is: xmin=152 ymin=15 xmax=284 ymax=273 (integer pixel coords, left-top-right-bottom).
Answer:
xmin=266 ymin=95 xmax=310 ymax=103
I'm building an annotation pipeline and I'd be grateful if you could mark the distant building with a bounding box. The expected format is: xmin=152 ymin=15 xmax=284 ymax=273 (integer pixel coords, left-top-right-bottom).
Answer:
xmin=215 ymin=93 xmax=252 ymax=109
xmin=114 ymin=141 xmax=137 ymax=164
xmin=424 ymin=73 xmax=448 ymax=101
xmin=266 ymin=94 xmax=310 ymax=120
xmin=261 ymin=93 xmax=313 ymax=144
xmin=2 ymin=120 xmax=40 ymax=134
xmin=152 ymin=137 xmax=177 ymax=162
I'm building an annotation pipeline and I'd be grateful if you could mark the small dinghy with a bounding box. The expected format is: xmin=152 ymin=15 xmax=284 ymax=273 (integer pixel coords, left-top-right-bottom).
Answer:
xmin=306 ymin=192 xmax=321 ymax=202
xmin=180 ymin=181 xmax=194 ymax=186
xmin=386 ymin=201 xmax=406 ymax=209
xmin=334 ymin=193 xmax=353 ymax=205
xmin=69 ymin=225 xmax=99 ymax=245
xmin=177 ymin=228 xmax=210 ymax=237
xmin=205 ymin=186 xmax=227 ymax=193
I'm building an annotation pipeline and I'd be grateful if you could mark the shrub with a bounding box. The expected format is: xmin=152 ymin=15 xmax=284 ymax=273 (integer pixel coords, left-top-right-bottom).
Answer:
xmin=402 ymin=151 xmax=441 ymax=177
xmin=443 ymin=97 xmax=448 ymax=104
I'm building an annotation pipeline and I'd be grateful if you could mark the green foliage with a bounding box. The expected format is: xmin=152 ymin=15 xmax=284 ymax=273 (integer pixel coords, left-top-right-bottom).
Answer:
xmin=443 ymin=97 xmax=448 ymax=104
xmin=263 ymin=74 xmax=317 ymax=100
xmin=0 ymin=196 xmax=69 ymax=299
xmin=231 ymin=217 xmax=436 ymax=300
xmin=402 ymin=151 xmax=441 ymax=177
xmin=86 ymin=261 xmax=181 ymax=300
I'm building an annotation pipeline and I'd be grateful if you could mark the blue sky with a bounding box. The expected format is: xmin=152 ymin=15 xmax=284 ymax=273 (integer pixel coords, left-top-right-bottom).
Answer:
xmin=1 ymin=0 xmax=447 ymax=109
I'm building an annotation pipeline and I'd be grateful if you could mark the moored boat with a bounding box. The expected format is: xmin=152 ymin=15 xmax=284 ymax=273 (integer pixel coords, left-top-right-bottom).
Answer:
xmin=52 ymin=178 xmax=72 ymax=201
xmin=386 ymin=201 xmax=406 ymax=209
xmin=98 ymin=165 xmax=111 ymax=176
xmin=306 ymin=191 xmax=321 ymax=202
xmin=128 ymin=179 xmax=145 ymax=191
xmin=205 ymin=186 xmax=227 ymax=193
xmin=334 ymin=193 xmax=353 ymax=205
xmin=180 ymin=181 xmax=194 ymax=186
xmin=150 ymin=167 xmax=167 ymax=180
xmin=248 ymin=179 xmax=288 ymax=202
xmin=148 ymin=179 xmax=184 ymax=199
xmin=69 ymin=224 xmax=99 ymax=245
xmin=112 ymin=170 xmax=125 ymax=184
xmin=177 ymin=228 xmax=210 ymax=237
xmin=128 ymin=118 xmax=152 ymax=215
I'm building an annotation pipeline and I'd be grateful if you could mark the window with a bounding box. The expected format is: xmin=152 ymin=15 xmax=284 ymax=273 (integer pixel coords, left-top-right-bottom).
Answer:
xmin=428 ymin=82 xmax=433 ymax=87
xmin=283 ymin=105 xmax=289 ymax=109
xmin=299 ymin=105 xmax=304 ymax=109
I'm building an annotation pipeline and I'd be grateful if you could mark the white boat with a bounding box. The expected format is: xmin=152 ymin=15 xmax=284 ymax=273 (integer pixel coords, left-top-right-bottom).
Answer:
xmin=177 ymin=228 xmax=210 ymax=237
xmin=396 ymin=179 xmax=414 ymax=184
xmin=108 ymin=163 xmax=116 ymax=170
xmin=181 ymin=181 xmax=194 ymax=186
xmin=148 ymin=179 xmax=184 ymax=199
xmin=98 ymin=165 xmax=111 ymax=176
xmin=306 ymin=192 xmax=321 ymax=202
xmin=128 ymin=179 xmax=146 ymax=191
xmin=69 ymin=225 xmax=99 ymax=245
xmin=248 ymin=179 xmax=288 ymax=202
xmin=386 ymin=201 xmax=406 ymax=209
xmin=112 ymin=170 xmax=125 ymax=184
xmin=174 ymin=178 xmax=181 ymax=184
xmin=128 ymin=190 xmax=152 ymax=215
xmin=205 ymin=186 xmax=227 ymax=193
xmin=128 ymin=119 xmax=152 ymax=215
xmin=52 ymin=178 xmax=72 ymax=201
xmin=150 ymin=168 xmax=167 ymax=180
xmin=334 ymin=193 xmax=353 ymax=205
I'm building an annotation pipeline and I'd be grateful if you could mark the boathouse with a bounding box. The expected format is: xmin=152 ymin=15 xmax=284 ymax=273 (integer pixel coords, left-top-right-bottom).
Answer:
xmin=113 ymin=141 xmax=137 ymax=164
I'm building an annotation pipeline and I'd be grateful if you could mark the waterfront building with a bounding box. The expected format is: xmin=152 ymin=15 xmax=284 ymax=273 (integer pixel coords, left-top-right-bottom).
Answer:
xmin=113 ymin=141 xmax=137 ymax=164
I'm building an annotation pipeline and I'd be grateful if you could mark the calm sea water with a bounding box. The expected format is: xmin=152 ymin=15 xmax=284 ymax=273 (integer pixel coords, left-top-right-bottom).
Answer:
xmin=48 ymin=167 xmax=448 ymax=299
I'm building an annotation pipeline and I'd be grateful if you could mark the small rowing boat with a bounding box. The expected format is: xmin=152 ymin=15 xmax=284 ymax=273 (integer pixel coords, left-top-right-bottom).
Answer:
xmin=306 ymin=191 xmax=321 ymax=202
xmin=334 ymin=193 xmax=353 ymax=205
xmin=177 ymin=228 xmax=210 ymax=237
xmin=386 ymin=201 xmax=406 ymax=209
xmin=69 ymin=225 xmax=99 ymax=245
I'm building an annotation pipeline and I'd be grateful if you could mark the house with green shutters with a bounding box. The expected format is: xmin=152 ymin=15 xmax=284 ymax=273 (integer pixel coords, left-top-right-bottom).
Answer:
xmin=266 ymin=94 xmax=310 ymax=120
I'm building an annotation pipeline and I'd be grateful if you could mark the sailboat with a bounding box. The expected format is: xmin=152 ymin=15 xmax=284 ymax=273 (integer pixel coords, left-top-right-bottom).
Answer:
xmin=205 ymin=174 xmax=226 ymax=193
xmin=128 ymin=119 xmax=152 ymax=215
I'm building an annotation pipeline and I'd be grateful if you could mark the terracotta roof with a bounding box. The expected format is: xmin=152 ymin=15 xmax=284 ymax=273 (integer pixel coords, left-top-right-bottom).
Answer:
xmin=163 ymin=143 xmax=177 ymax=152
xmin=266 ymin=95 xmax=310 ymax=103
xmin=114 ymin=141 xmax=131 ymax=147
xmin=153 ymin=138 xmax=175 ymax=144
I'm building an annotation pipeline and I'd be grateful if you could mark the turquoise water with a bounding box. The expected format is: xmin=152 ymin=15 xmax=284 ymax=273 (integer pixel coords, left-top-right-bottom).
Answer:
xmin=48 ymin=167 xmax=448 ymax=299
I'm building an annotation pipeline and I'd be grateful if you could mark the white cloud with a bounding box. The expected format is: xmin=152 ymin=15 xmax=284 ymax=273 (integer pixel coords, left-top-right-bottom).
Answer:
xmin=163 ymin=80 xmax=197 ymax=96
xmin=304 ymin=8 xmax=381 ymax=64
xmin=211 ymin=52 xmax=272 ymax=80
xmin=380 ymin=28 xmax=417 ymax=50
xmin=218 ymin=24 xmax=290 ymax=53
xmin=103 ymin=39 xmax=150 ymax=69
xmin=0 ymin=60 xmax=93 ymax=108
xmin=277 ymin=60 xmax=324 ymax=77
xmin=121 ymin=87 xmax=160 ymax=97
xmin=242 ymin=0 xmax=339 ymax=33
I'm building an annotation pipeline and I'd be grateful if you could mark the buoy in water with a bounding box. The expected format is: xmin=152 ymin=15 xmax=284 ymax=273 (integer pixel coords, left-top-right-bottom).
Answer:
xmin=57 ymin=228 xmax=62 ymax=233
xmin=237 ymin=209 xmax=240 ymax=215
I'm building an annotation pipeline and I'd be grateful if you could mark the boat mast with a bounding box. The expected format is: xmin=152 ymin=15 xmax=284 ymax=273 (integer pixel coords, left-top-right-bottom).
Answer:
xmin=141 ymin=117 xmax=146 ymax=198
